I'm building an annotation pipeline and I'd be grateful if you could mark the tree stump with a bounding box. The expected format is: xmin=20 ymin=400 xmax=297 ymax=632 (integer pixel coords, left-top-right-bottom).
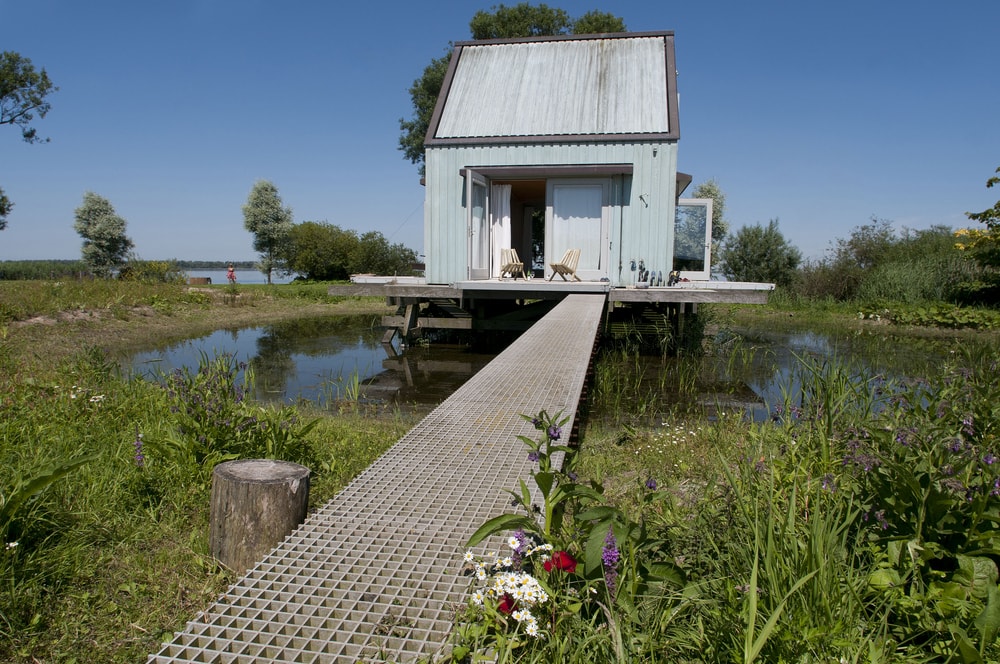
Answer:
xmin=209 ymin=459 xmax=310 ymax=574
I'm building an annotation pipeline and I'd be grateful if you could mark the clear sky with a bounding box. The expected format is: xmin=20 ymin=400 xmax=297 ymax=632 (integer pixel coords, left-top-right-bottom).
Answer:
xmin=1 ymin=0 xmax=997 ymax=263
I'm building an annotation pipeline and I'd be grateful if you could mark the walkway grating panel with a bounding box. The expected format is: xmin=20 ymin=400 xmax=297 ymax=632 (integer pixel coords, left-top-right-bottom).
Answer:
xmin=148 ymin=294 xmax=606 ymax=663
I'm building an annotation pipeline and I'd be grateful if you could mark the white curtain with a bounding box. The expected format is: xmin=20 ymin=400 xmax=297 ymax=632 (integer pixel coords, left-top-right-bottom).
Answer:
xmin=490 ymin=184 xmax=512 ymax=278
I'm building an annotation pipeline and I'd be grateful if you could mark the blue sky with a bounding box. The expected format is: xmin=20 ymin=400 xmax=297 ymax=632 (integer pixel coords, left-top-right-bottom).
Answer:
xmin=1 ymin=0 xmax=997 ymax=263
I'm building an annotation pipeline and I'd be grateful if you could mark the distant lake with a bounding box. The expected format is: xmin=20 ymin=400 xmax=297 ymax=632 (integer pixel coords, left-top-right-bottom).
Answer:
xmin=185 ymin=269 xmax=296 ymax=285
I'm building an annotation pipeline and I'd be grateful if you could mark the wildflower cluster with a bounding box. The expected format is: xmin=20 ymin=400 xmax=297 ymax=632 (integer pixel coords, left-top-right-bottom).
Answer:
xmin=463 ymin=534 xmax=565 ymax=640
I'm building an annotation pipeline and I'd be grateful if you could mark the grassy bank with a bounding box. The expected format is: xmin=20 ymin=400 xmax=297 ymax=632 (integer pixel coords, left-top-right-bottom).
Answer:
xmin=1 ymin=280 xmax=417 ymax=662
xmin=444 ymin=306 xmax=1000 ymax=663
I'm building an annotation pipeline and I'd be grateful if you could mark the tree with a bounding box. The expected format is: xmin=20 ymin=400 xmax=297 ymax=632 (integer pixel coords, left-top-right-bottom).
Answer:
xmin=399 ymin=4 xmax=626 ymax=174
xmin=283 ymin=221 xmax=360 ymax=281
xmin=956 ymin=166 xmax=1000 ymax=268
xmin=73 ymin=192 xmax=134 ymax=278
xmin=349 ymin=231 xmax=418 ymax=276
xmin=0 ymin=189 xmax=11 ymax=231
xmin=1 ymin=51 xmax=57 ymax=230
xmin=242 ymin=180 xmax=293 ymax=284
xmin=690 ymin=179 xmax=729 ymax=271
xmin=719 ymin=219 xmax=801 ymax=287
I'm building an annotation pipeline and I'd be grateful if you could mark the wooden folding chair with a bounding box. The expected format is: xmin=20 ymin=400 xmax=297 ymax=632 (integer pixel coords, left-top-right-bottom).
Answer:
xmin=500 ymin=248 xmax=526 ymax=279
xmin=548 ymin=248 xmax=582 ymax=281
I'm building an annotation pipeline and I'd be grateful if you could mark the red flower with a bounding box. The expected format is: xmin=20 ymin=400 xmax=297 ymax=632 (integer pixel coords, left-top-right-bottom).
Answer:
xmin=543 ymin=550 xmax=578 ymax=573
xmin=497 ymin=594 xmax=516 ymax=614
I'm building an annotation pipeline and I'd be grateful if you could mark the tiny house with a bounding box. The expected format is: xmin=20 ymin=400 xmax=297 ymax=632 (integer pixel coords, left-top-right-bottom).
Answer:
xmin=422 ymin=31 xmax=713 ymax=286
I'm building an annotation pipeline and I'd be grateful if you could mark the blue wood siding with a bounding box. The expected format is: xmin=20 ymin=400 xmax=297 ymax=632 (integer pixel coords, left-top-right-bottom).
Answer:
xmin=424 ymin=142 xmax=677 ymax=286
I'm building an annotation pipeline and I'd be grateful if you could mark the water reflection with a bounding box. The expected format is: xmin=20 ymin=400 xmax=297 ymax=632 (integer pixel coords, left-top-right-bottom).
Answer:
xmin=595 ymin=322 xmax=955 ymax=425
xmin=127 ymin=315 xmax=957 ymax=423
xmin=127 ymin=316 xmax=496 ymax=413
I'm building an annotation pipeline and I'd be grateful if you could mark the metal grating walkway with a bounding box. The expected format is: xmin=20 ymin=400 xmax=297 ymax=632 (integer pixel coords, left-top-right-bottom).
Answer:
xmin=148 ymin=294 xmax=606 ymax=663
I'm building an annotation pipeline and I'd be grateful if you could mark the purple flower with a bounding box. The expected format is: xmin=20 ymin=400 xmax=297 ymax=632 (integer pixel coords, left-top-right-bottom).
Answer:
xmin=645 ymin=477 xmax=657 ymax=490
xmin=601 ymin=527 xmax=620 ymax=601
xmin=983 ymin=453 xmax=996 ymax=466
xmin=547 ymin=425 xmax=562 ymax=441
xmin=527 ymin=451 xmax=540 ymax=463
xmin=133 ymin=426 xmax=145 ymax=468
xmin=821 ymin=474 xmax=836 ymax=492
xmin=962 ymin=414 xmax=975 ymax=436
xmin=874 ymin=510 xmax=889 ymax=531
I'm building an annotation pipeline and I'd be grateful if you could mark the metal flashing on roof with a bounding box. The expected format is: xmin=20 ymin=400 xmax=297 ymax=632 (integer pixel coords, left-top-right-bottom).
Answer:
xmin=427 ymin=31 xmax=679 ymax=146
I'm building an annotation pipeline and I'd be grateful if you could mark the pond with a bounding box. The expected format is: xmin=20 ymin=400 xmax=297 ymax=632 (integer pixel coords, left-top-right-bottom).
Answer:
xmin=127 ymin=315 xmax=496 ymax=415
xmin=126 ymin=314 xmax=960 ymax=424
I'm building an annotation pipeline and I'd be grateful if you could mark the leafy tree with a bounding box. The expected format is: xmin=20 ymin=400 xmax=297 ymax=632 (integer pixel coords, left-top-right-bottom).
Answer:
xmin=831 ymin=216 xmax=896 ymax=271
xmin=1 ymin=51 xmax=57 ymax=230
xmin=468 ymin=3 xmax=572 ymax=38
xmin=956 ymin=166 xmax=1000 ymax=268
xmin=0 ymin=189 xmax=11 ymax=231
xmin=719 ymin=219 xmax=801 ymax=287
xmin=350 ymin=231 xmax=418 ymax=276
xmin=73 ymin=192 xmax=134 ymax=278
xmin=965 ymin=166 xmax=1000 ymax=229
xmin=283 ymin=221 xmax=360 ymax=281
xmin=1 ymin=51 xmax=56 ymax=143
xmin=242 ymin=180 xmax=293 ymax=284
xmin=399 ymin=4 xmax=626 ymax=174
xmin=690 ymin=179 xmax=729 ymax=270
xmin=691 ymin=179 xmax=729 ymax=245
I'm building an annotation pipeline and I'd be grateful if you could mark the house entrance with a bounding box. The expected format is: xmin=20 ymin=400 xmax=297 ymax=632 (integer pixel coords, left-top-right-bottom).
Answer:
xmin=465 ymin=172 xmax=611 ymax=281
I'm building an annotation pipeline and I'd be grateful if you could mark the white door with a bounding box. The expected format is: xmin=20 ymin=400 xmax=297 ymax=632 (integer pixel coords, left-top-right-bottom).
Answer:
xmin=466 ymin=171 xmax=490 ymax=280
xmin=674 ymin=198 xmax=714 ymax=280
xmin=546 ymin=179 xmax=610 ymax=281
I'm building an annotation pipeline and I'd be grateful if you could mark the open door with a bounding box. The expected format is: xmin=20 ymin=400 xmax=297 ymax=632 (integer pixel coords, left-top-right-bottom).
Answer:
xmin=674 ymin=198 xmax=713 ymax=280
xmin=466 ymin=171 xmax=490 ymax=280
xmin=546 ymin=179 xmax=610 ymax=281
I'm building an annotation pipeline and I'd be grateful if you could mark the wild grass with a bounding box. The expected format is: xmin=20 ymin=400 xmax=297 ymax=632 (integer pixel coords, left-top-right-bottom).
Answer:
xmin=444 ymin=319 xmax=1000 ymax=663
xmin=0 ymin=280 xmax=410 ymax=662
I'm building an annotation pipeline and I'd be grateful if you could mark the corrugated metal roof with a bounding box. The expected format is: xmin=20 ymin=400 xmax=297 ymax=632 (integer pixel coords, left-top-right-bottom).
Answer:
xmin=434 ymin=35 xmax=672 ymax=140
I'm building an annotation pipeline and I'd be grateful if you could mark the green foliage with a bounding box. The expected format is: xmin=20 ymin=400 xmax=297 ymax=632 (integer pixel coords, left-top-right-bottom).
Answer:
xmin=117 ymin=257 xmax=186 ymax=284
xmin=151 ymin=353 xmax=319 ymax=480
xmin=570 ymin=10 xmax=627 ymax=35
xmin=691 ymin=178 xmax=729 ymax=245
xmin=966 ymin=166 xmax=1000 ymax=230
xmin=1 ymin=50 xmax=54 ymax=230
xmin=351 ymin=230 xmax=418 ymax=276
xmin=720 ymin=219 xmax=801 ymax=286
xmin=0 ymin=260 xmax=88 ymax=280
xmin=794 ymin=219 xmax=988 ymax=306
xmin=1 ymin=456 xmax=95 ymax=547
xmin=469 ymin=3 xmax=572 ymax=38
xmin=859 ymin=303 xmax=1000 ymax=330
xmin=399 ymin=4 xmax=626 ymax=173
xmin=282 ymin=221 xmax=418 ymax=279
xmin=73 ymin=192 xmax=135 ymax=278
xmin=0 ymin=185 xmax=10 ymax=231
xmin=453 ymin=410 xmax=686 ymax=661
xmin=242 ymin=180 xmax=293 ymax=284
xmin=0 ymin=50 xmax=57 ymax=144
xmin=284 ymin=220 xmax=357 ymax=280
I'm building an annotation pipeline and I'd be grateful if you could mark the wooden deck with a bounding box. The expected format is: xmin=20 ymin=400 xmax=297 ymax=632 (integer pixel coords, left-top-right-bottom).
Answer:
xmin=148 ymin=294 xmax=605 ymax=663
xmin=330 ymin=278 xmax=771 ymax=341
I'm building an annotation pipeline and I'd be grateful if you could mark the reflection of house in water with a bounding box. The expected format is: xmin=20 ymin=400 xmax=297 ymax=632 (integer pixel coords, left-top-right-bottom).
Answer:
xmin=355 ymin=348 xmax=494 ymax=410
xmin=332 ymin=30 xmax=772 ymax=344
